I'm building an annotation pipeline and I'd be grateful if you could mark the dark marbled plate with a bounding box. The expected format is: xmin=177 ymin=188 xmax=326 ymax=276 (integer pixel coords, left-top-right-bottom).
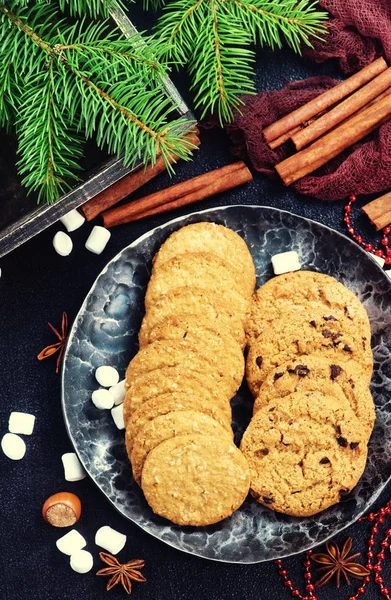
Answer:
xmin=61 ymin=205 xmax=391 ymax=563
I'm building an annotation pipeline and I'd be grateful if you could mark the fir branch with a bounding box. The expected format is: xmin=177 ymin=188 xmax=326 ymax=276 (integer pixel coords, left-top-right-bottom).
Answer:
xmin=0 ymin=1 xmax=195 ymax=203
xmin=10 ymin=0 xmax=126 ymax=19
xmin=15 ymin=59 xmax=84 ymax=203
xmin=153 ymin=0 xmax=328 ymax=122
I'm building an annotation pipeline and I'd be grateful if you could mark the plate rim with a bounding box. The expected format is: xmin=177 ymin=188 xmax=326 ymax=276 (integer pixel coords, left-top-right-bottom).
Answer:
xmin=61 ymin=203 xmax=391 ymax=564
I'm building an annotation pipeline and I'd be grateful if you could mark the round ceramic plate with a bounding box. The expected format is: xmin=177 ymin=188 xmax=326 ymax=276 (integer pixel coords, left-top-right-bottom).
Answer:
xmin=62 ymin=205 xmax=391 ymax=563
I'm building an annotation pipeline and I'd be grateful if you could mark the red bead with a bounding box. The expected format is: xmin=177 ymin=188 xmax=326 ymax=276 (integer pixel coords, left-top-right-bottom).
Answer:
xmin=376 ymin=576 xmax=384 ymax=584
xmin=380 ymin=508 xmax=386 ymax=515
xmin=373 ymin=526 xmax=379 ymax=534
xmin=368 ymin=513 xmax=375 ymax=521
xmin=365 ymin=577 xmax=371 ymax=584
xmin=348 ymin=596 xmax=358 ymax=600
xmin=367 ymin=550 xmax=374 ymax=559
xmin=384 ymin=226 xmax=391 ymax=235
xmin=369 ymin=539 xmax=376 ymax=546
xmin=306 ymin=584 xmax=315 ymax=592
xmin=381 ymin=540 xmax=388 ymax=548
xmin=306 ymin=550 xmax=313 ymax=555
xmin=304 ymin=572 xmax=312 ymax=580
xmin=382 ymin=236 xmax=389 ymax=246
xmin=344 ymin=216 xmax=351 ymax=224
xmin=345 ymin=205 xmax=352 ymax=213
xmin=350 ymin=195 xmax=357 ymax=202
xmin=375 ymin=249 xmax=385 ymax=257
xmin=378 ymin=551 xmax=385 ymax=560
xmin=279 ymin=569 xmax=287 ymax=577
xmin=348 ymin=226 xmax=355 ymax=235
xmin=284 ymin=580 xmax=293 ymax=587
xmin=275 ymin=560 xmax=282 ymax=566
xmin=304 ymin=561 xmax=311 ymax=568
xmin=365 ymin=244 xmax=374 ymax=252
xmin=374 ymin=564 xmax=383 ymax=572
xmin=381 ymin=587 xmax=389 ymax=596
xmin=355 ymin=235 xmax=363 ymax=244
xmin=292 ymin=591 xmax=301 ymax=598
xmin=386 ymin=529 xmax=391 ymax=537
xmin=357 ymin=587 xmax=365 ymax=595
xmin=385 ymin=256 xmax=391 ymax=265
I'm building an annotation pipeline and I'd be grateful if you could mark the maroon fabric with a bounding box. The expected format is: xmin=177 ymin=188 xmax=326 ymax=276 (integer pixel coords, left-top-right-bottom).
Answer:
xmin=225 ymin=1 xmax=391 ymax=201
xmin=304 ymin=0 xmax=391 ymax=73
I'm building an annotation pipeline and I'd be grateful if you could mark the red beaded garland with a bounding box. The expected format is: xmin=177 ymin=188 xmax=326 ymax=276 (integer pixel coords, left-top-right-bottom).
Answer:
xmin=277 ymin=500 xmax=391 ymax=600
xmin=343 ymin=195 xmax=391 ymax=265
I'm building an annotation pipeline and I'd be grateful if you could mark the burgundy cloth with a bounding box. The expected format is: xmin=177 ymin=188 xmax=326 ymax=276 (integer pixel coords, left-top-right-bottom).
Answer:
xmin=304 ymin=0 xmax=391 ymax=73
xmin=225 ymin=1 xmax=391 ymax=201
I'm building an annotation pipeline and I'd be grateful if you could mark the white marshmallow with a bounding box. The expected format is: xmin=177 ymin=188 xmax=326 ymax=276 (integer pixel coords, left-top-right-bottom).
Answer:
xmin=60 ymin=209 xmax=85 ymax=232
xmin=62 ymin=452 xmax=86 ymax=482
xmin=53 ymin=231 xmax=73 ymax=257
xmin=1 ymin=433 xmax=26 ymax=460
xmin=85 ymin=226 xmax=111 ymax=255
xmin=95 ymin=366 xmax=119 ymax=388
xmin=56 ymin=530 xmax=86 ymax=556
xmin=372 ymin=254 xmax=385 ymax=268
xmin=91 ymin=389 xmax=115 ymax=410
xmin=95 ymin=526 xmax=126 ymax=555
xmin=109 ymin=379 xmax=126 ymax=405
xmin=111 ymin=404 xmax=125 ymax=430
xmin=271 ymin=250 xmax=301 ymax=275
xmin=70 ymin=550 xmax=93 ymax=574
xmin=8 ymin=411 xmax=36 ymax=435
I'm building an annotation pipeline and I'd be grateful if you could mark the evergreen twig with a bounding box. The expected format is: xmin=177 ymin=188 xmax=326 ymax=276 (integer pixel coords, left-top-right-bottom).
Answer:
xmin=152 ymin=0 xmax=328 ymax=123
xmin=0 ymin=1 xmax=195 ymax=203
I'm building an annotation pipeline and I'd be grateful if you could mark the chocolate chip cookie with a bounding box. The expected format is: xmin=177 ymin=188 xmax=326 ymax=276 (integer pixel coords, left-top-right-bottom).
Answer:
xmin=240 ymin=391 xmax=368 ymax=516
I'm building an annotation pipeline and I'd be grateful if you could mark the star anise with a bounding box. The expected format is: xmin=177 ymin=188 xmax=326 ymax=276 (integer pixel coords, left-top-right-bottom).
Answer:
xmin=96 ymin=551 xmax=146 ymax=594
xmin=37 ymin=312 xmax=68 ymax=374
xmin=312 ymin=537 xmax=370 ymax=588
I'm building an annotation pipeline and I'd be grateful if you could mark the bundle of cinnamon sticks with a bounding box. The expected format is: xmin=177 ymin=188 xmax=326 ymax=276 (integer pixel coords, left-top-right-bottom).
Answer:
xmin=264 ymin=57 xmax=391 ymax=186
xmin=80 ymin=128 xmax=253 ymax=227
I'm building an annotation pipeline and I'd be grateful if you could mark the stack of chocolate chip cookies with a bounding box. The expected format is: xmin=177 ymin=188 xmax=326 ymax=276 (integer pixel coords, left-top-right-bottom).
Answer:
xmin=123 ymin=222 xmax=256 ymax=526
xmin=241 ymin=271 xmax=375 ymax=517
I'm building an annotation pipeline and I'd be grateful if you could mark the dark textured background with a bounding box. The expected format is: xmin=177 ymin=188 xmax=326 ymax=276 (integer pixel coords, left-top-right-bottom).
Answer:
xmin=0 ymin=27 xmax=389 ymax=600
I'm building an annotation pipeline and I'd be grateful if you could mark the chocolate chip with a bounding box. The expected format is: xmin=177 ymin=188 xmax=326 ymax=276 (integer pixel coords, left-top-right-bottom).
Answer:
xmin=269 ymin=406 xmax=276 ymax=412
xmin=343 ymin=344 xmax=352 ymax=353
xmin=319 ymin=457 xmax=330 ymax=464
xmin=322 ymin=330 xmax=331 ymax=338
xmin=262 ymin=496 xmax=274 ymax=504
xmin=350 ymin=442 xmax=360 ymax=449
xmin=332 ymin=332 xmax=342 ymax=341
xmin=323 ymin=315 xmax=337 ymax=321
xmin=337 ymin=436 xmax=348 ymax=447
xmin=344 ymin=306 xmax=353 ymax=320
xmin=339 ymin=489 xmax=350 ymax=497
xmin=256 ymin=356 xmax=263 ymax=367
xmin=288 ymin=364 xmax=309 ymax=377
xmin=309 ymin=320 xmax=317 ymax=328
xmin=255 ymin=448 xmax=269 ymax=457
xmin=330 ymin=364 xmax=342 ymax=380
xmin=183 ymin=332 xmax=187 ymax=338
xmin=336 ymin=425 xmax=342 ymax=435
xmin=274 ymin=372 xmax=283 ymax=382
xmin=298 ymin=460 xmax=304 ymax=467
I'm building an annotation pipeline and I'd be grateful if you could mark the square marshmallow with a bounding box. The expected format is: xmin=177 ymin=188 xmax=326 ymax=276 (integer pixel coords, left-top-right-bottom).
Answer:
xmin=8 ymin=411 xmax=36 ymax=435
xmin=271 ymin=251 xmax=301 ymax=275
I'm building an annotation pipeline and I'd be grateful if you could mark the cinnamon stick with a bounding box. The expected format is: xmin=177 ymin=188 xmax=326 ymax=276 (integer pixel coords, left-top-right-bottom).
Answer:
xmin=275 ymin=92 xmax=391 ymax=186
xmin=292 ymin=68 xmax=391 ymax=150
xmin=362 ymin=192 xmax=391 ymax=230
xmin=269 ymin=125 xmax=302 ymax=150
xmin=80 ymin=130 xmax=200 ymax=221
xmin=102 ymin=163 xmax=252 ymax=228
xmin=263 ymin=57 xmax=388 ymax=144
